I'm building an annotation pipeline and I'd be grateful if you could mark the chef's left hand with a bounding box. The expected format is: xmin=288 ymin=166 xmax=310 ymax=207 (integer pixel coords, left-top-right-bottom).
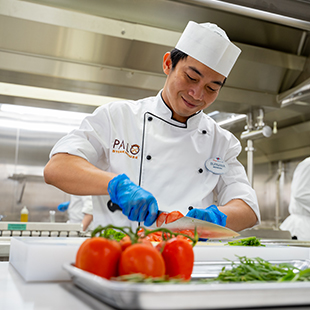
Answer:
xmin=186 ymin=205 xmax=227 ymax=227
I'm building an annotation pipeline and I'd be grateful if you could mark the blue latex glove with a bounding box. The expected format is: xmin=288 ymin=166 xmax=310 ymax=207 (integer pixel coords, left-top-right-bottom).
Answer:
xmin=108 ymin=174 xmax=158 ymax=226
xmin=57 ymin=201 xmax=70 ymax=212
xmin=186 ymin=205 xmax=227 ymax=227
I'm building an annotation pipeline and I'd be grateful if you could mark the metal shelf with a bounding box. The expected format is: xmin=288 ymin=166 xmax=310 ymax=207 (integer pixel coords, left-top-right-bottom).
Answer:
xmin=0 ymin=222 xmax=83 ymax=237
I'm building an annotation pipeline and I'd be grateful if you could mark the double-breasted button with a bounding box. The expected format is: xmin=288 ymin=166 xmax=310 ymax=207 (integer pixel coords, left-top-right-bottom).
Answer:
xmin=148 ymin=116 xmax=153 ymax=121
xmin=198 ymin=168 xmax=203 ymax=173
xmin=146 ymin=155 xmax=152 ymax=160
xmin=202 ymin=130 xmax=207 ymax=134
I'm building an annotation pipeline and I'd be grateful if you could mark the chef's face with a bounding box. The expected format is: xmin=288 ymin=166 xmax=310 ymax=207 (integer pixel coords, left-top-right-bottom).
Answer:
xmin=162 ymin=52 xmax=226 ymax=123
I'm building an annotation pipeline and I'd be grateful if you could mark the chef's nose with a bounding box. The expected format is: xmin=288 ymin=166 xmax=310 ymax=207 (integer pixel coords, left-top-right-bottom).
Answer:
xmin=188 ymin=85 xmax=204 ymax=101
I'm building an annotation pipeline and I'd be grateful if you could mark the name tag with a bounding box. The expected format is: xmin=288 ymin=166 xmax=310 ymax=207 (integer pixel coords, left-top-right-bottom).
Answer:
xmin=205 ymin=157 xmax=229 ymax=175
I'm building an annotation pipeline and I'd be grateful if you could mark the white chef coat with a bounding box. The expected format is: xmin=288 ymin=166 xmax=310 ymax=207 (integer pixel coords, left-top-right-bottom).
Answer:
xmin=280 ymin=157 xmax=310 ymax=240
xmin=50 ymin=91 xmax=260 ymax=229
xmin=67 ymin=195 xmax=94 ymax=230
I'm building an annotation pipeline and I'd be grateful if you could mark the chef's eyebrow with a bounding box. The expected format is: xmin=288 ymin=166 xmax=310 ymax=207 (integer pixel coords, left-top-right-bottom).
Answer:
xmin=189 ymin=66 xmax=203 ymax=77
xmin=188 ymin=66 xmax=225 ymax=87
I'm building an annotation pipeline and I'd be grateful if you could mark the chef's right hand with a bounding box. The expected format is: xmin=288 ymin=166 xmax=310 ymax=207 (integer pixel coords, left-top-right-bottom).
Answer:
xmin=107 ymin=174 xmax=158 ymax=226
xmin=57 ymin=201 xmax=70 ymax=212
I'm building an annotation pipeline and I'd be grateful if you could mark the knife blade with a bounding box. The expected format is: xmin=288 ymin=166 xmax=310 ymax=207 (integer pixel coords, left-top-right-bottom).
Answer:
xmin=154 ymin=215 xmax=240 ymax=239
xmin=107 ymin=200 xmax=240 ymax=239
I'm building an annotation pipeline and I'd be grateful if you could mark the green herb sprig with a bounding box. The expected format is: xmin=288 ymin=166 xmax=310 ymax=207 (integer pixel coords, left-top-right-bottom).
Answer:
xmin=202 ymin=256 xmax=310 ymax=283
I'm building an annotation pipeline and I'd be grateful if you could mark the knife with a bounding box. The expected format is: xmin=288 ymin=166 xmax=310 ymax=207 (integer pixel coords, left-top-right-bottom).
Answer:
xmin=107 ymin=200 xmax=239 ymax=239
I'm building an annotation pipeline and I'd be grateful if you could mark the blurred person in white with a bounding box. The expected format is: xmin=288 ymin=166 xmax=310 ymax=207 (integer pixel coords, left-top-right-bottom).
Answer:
xmin=58 ymin=195 xmax=93 ymax=231
xmin=280 ymin=157 xmax=310 ymax=240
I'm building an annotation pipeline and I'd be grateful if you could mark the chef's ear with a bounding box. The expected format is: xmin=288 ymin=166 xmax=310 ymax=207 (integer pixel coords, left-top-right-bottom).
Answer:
xmin=163 ymin=52 xmax=172 ymax=75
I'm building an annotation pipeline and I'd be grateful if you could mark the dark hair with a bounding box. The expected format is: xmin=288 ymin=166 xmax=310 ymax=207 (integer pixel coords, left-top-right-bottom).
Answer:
xmin=169 ymin=48 xmax=227 ymax=86
xmin=170 ymin=48 xmax=188 ymax=70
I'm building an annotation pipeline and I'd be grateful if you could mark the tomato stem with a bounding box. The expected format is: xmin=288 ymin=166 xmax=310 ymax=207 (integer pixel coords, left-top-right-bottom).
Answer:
xmin=91 ymin=224 xmax=199 ymax=246
xmin=91 ymin=225 xmax=138 ymax=244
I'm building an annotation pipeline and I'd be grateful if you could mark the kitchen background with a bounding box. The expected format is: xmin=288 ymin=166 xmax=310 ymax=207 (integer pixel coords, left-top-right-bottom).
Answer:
xmin=0 ymin=0 xmax=310 ymax=230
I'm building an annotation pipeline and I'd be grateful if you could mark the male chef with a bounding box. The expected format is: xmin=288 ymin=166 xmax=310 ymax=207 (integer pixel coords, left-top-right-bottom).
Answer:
xmin=44 ymin=21 xmax=260 ymax=232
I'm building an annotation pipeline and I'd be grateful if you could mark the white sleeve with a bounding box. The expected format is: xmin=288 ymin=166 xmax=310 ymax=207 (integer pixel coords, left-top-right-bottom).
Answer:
xmin=216 ymin=134 xmax=261 ymax=225
xmin=49 ymin=105 xmax=111 ymax=168
xmin=81 ymin=196 xmax=93 ymax=215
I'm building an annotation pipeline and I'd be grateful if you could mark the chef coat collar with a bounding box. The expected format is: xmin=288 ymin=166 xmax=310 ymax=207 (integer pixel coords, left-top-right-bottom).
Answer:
xmin=157 ymin=90 xmax=203 ymax=129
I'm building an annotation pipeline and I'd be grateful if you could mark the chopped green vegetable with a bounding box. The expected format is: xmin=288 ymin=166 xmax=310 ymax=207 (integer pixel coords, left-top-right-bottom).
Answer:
xmin=227 ymin=236 xmax=265 ymax=247
xmin=101 ymin=228 xmax=126 ymax=241
xmin=202 ymin=256 xmax=310 ymax=283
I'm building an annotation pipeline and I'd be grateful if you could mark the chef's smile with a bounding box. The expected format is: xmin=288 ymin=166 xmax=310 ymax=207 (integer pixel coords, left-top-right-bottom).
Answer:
xmin=182 ymin=96 xmax=198 ymax=109
xmin=162 ymin=53 xmax=226 ymax=123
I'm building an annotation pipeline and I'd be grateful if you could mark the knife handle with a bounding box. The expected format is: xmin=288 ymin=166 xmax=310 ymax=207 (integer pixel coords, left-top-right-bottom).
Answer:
xmin=107 ymin=200 xmax=122 ymax=212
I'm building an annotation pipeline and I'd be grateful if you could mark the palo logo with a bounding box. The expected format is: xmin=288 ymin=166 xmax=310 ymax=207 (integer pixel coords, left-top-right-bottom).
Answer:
xmin=112 ymin=139 xmax=140 ymax=159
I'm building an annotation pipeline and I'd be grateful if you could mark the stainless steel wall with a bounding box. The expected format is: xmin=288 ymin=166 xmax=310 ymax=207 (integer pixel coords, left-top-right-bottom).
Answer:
xmin=253 ymin=160 xmax=300 ymax=229
xmin=0 ymin=104 xmax=305 ymax=227
xmin=0 ymin=105 xmax=85 ymax=222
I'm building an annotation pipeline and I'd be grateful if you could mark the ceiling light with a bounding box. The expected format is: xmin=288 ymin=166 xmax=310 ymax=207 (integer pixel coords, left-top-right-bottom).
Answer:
xmin=0 ymin=82 xmax=126 ymax=107
xmin=0 ymin=103 xmax=89 ymax=121
xmin=278 ymin=78 xmax=310 ymax=107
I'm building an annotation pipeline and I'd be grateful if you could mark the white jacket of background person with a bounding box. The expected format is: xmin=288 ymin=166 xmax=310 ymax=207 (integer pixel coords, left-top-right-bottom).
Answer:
xmin=280 ymin=157 xmax=310 ymax=240
xmin=67 ymin=195 xmax=93 ymax=231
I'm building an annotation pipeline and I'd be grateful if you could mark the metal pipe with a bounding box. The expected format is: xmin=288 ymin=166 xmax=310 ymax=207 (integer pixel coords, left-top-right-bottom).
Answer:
xmin=297 ymin=31 xmax=307 ymax=56
xmin=241 ymin=109 xmax=273 ymax=187
xmin=246 ymin=139 xmax=254 ymax=187
xmin=256 ymin=108 xmax=265 ymax=129
xmin=169 ymin=0 xmax=310 ymax=31
xmin=240 ymin=126 xmax=272 ymax=140
xmin=275 ymin=161 xmax=284 ymax=229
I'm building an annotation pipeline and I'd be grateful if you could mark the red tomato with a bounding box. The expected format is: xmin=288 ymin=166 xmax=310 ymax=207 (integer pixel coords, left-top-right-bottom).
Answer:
xmin=138 ymin=238 xmax=154 ymax=247
xmin=143 ymin=231 xmax=166 ymax=242
xmin=119 ymin=243 xmax=165 ymax=278
xmin=177 ymin=230 xmax=195 ymax=242
xmin=119 ymin=235 xmax=132 ymax=251
xmin=165 ymin=211 xmax=184 ymax=224
xmin=156 ymin=212 xmax=168 ymax=227
xmin=76 ymin=237 xmax=122 ymax=279
xmin=178 ymin=229 xmax=195 ymax=238
xmin=136 ymin=229 xmax=160 ymax=245
xmin=158 ymin=237 xmax=194 ymax=281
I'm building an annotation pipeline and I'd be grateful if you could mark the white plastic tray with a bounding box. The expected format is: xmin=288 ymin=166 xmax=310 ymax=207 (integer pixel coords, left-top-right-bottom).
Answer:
xmin=10 ymin=237 xmax=86 ymax=281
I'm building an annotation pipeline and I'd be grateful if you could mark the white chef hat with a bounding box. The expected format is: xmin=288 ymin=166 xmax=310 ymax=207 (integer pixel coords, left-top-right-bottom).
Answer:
xmin=175 ymin=21 xmax=241 ymax=77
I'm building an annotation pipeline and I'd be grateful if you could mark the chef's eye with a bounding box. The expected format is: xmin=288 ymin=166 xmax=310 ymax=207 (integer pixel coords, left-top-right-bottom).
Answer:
xmin=207 ymin=86 xmax=219 ymax=92
xmin=186 ymin=73 xmax=196 ymax=81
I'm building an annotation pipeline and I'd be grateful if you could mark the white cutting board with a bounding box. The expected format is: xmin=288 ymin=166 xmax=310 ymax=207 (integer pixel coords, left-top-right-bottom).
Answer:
xmin=194 ymin=242 xmax=310 ymax=262
xmin=9 ymin=237 xmax=86 ymax=282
